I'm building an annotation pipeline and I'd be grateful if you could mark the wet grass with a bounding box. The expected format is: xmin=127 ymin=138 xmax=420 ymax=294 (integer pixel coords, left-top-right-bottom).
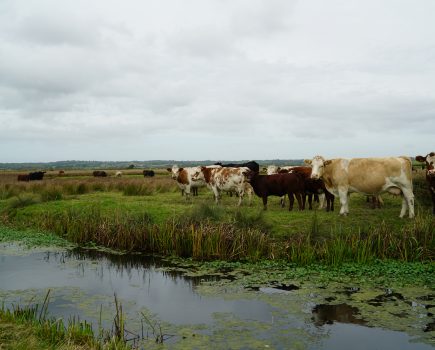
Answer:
xmin=0 ymin=170 xmax=433 ymax=264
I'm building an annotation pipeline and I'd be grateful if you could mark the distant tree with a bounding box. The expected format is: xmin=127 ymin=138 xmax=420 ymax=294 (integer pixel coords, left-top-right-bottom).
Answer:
xmin=127 ymin=164 xmax=135 ymax=169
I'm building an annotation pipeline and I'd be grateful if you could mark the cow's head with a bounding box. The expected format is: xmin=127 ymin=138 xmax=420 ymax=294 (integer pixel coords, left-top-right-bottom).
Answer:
xmin=305 ymin=156 xmax=332 ymax=180
xmin=266 ymin=165 xmax=279 ymax=175
xmin=416 ymin=152 xmax=435 ymax=176
xmin=167 ymin=165 xmax=180 ymax=180
xmin=244 ymin=169 xmax=257 ymax=182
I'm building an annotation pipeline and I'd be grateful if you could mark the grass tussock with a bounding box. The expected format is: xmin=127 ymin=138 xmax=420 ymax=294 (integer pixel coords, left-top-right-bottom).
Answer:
xmin=0 ymin=290 xmax=131 ymax=350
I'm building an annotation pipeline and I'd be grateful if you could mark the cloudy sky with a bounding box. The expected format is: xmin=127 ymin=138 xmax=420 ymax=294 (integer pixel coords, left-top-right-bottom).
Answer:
xmin=0 ymin=0 xmax=434 ymax=162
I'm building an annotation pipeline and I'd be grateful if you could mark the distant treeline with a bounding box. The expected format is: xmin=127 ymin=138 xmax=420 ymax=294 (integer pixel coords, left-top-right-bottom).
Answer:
xmin=0 ymin=159 xmax=304 ymax=171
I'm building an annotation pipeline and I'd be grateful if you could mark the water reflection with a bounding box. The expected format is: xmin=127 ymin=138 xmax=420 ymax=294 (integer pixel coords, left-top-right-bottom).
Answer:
xmin=312 ymin=303 xmax=367 ymax=326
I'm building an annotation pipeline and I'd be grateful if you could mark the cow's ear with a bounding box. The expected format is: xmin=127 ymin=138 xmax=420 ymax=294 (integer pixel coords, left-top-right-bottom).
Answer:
xmin=166 ymin=168 xmax=172 ymax=172
xmin=324 ymin=160 xmax=332 ymax=166
xmin=304 ymin=159 xmax=312 ymax=165
xmin=415 ymin=156 xmax=425 ymax=162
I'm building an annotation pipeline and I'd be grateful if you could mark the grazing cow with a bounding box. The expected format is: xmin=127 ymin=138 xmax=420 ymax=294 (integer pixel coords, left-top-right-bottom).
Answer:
xmin=246 ymin=171 xmax=305 ymax=210
xmin=93 ymin=170 xmax=107 ymax=177
xmin=58 ymin=170 xmax=65 ymax=176
xmin=167 ymin=165 xmax=221 ymax=199
xmin=214 ymin=161 xmax=260 ymax=173
xmin=415 ymin=152 xmax=435 ymax=214
xmin=17 ymin=174 xmax=30 ymax=182
xmin=143 ymin=170 xmax=155 ymax=177
xmin=28 ymin=171 xmax=46 ymax=181
xmin=305 ymin=156 xmax=414 ymax=218
xmin=288 ymin=166 xmax=335 ymax=212
xmin=115 ymin=171 xmax=123 ymax=177
xmin=200 ymin=166 xmax=251 ymax=206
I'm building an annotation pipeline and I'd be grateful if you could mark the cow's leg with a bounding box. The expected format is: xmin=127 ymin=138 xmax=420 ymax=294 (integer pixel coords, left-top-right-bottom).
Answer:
xmin=212 ymin=187 xmax=220 ymax=204
xmin=184 ymin=185 xmax=193 ymax=200
xmin=246 ymin=187 xmax=253 ymax=206
xmin=338 ymin=188 xmax=349 ymax=215
xmin=280 ymin=195 xmax=286 ymax=208
xmin=318 ymin=193 xmax=326 ymax=209
xmin=295 ymin=193 xmax=303 ymax=211
xmin=262 ymin=196 xmax=268 ymax=210
xmin=400 ymin=188 xmax=414 ymax=218
xmin=326 ymin=193 xmax=334 ymax=212
xmin=237 ymin=189 xmax=244 ymax=206
xmin=308 ymin=194 xmax=313 ymax=210
xmin=288 ymin=193 xmax=295 ymax=211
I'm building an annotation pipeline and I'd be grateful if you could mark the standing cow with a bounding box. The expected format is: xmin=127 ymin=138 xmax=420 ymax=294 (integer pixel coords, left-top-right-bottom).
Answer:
xmin=167 ymin=165 xmax=221 ymax=199
xmin=415 ymin=152 xmax=435 ymax=214
xmin=305 ymin=156 xmax=414 ymax=218
xmin=246 ymin=171 xmax=305 ymax=210
xmin=200 ymin=166 xmax=251 ymax=206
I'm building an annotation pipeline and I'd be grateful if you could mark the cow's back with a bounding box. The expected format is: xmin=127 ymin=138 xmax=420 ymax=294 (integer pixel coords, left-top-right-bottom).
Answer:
xmin=326 ymin=157 xmax=411 ymax=194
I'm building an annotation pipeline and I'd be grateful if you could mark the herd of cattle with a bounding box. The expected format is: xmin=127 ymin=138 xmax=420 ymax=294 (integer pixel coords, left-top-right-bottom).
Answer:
xmin=14 ymin=152 xmax=435 ymax=218
xmin=167 ymin=153 xmax=435 ymax=218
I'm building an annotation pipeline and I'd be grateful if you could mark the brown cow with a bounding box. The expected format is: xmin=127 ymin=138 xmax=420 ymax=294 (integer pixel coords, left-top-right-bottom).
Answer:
xmin=246 ymin=171 xmax=305 ymax=210
xmin=17 ymin=174 xmax=30 ymax=182
xmin=415 ymin=152 xmax=435 ymax=214
xmin=286 ymin=166 xmax=335 ymax=212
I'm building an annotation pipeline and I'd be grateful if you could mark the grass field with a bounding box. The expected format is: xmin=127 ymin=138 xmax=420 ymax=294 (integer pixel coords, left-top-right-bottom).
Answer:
xmin=0 ymin=169 xmax=433 ymax=263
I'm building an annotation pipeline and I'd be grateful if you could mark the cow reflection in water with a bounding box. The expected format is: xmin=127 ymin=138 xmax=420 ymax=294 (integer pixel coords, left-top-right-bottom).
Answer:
xmin=312 ymin=303 xmax=367 ymax=326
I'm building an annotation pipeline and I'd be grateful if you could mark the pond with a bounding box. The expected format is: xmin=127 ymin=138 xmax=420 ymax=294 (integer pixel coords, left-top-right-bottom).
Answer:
xmin=0 ymin=244 xmax=433 ymax=349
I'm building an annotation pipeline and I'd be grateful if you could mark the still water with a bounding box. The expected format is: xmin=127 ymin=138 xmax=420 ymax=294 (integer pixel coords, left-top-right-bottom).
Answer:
xmin=0 ymin=246 xmax=433 ymax=349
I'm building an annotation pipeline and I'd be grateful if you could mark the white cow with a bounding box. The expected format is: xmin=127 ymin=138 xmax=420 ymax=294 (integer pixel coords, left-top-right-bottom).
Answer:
xmin=305 ymin=156 xmax=414 ymax=218
xmin=115 ymin=171 xmax=122 ymax=177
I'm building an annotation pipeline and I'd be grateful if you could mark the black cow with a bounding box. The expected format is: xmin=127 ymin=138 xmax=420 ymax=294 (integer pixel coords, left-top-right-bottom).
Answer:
xmin=93 ymin=170 xmax=107 ymax=177
xmin=28 ymin=171 xmax=46 ymax=181
xmin=214 ymin=161 xmax=260 ymax=172
xmin=246 ymin=171 xmax=305 ymax=210
xmin=143 ymin=170 xmax=155 ymax=177
xmin=416 ymin=152 xmax=435 ymax=214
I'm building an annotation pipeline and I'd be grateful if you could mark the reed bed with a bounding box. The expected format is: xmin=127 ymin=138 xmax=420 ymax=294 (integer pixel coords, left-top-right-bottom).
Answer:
xmin=283 ymin=211 xmax=434 ymax=265
xmin=6 ymin=201 xmax=432 ymax=264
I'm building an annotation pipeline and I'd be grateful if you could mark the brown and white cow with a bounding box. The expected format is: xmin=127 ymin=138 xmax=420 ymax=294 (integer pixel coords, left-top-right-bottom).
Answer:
xmin=305 ymin=156 xmax=414 ymax=218
xmin=415 ymin=152 xmax=435 ymax=214
xmin=200 ymin=166 xmax=251 ymax=206
xmin=167 ymin=165 xmax=221 ymax=199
